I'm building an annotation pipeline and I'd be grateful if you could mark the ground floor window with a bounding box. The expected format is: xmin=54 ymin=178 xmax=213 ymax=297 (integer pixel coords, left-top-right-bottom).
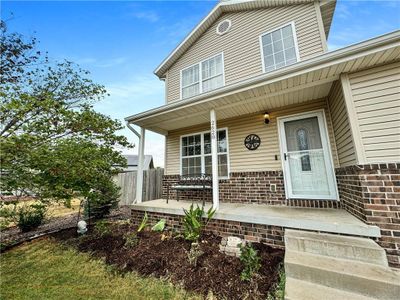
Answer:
xmin=181 ymin=129 xmax=229 ymax=178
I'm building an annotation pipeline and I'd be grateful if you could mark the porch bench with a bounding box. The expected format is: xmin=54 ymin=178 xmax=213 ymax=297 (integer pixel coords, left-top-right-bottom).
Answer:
xmin=167 ymin=174 xmax=212 ymax=205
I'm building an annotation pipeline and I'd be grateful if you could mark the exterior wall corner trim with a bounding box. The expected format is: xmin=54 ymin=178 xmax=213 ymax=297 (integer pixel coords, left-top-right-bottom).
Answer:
xmin=340 ymin=73 xmax=367 ymax=164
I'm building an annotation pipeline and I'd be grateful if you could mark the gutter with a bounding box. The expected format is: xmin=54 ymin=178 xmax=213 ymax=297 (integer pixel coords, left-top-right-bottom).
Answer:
xmin=127 ymin=30 xmax=400 ymax=123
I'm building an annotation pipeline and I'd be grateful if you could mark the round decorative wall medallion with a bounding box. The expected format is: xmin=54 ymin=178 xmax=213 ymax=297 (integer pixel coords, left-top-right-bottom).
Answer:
xmin=244 ymin=134 xmax=261 ymax=151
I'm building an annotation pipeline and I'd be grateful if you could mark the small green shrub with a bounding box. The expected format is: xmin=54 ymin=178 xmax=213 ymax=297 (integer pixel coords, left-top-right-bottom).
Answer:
xmin=17 ymin=203 xmax=47 ymax=232
xmin=182 ymin=204 xmax=215 ymax=242
xmin=239 ymin=243 xmax=261 ymax=281
xmin=151 ymin=219 xmax=166 ymax=232
xmin=84 ymin=180 xmax=120 ymax=220
xmin=124 ymin=231 xmax=139 ymax=248
xmin=94 ymin=220 xmax=111 ymax=237
xmin=137 ymin=212 xmax=148 ymax=233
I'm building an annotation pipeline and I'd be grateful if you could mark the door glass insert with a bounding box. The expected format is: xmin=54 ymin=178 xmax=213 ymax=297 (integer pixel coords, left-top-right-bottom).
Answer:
xmin=296 ymin=128 xmax=311 ymax=171
xmin=283 ymin=116 xmax=332 ymax=197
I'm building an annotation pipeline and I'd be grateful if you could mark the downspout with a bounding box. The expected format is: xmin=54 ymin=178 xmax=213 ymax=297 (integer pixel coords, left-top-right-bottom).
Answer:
xmin=126 ymin=122 xmax=145 ymax=204
xmin=127 ymin=122 xmax=140 ymax=139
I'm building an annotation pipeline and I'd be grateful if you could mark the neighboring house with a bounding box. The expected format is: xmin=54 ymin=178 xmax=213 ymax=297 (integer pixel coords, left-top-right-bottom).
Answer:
xmin=117 ymin=155 xmax=154 ymax=172
xmin=126 ymin=0 xmax=400 ymax=268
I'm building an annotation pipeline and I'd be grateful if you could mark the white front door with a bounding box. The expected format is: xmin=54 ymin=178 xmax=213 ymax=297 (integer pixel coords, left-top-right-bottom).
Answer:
xmin=278 ymin=110 xmax=338 ymax=200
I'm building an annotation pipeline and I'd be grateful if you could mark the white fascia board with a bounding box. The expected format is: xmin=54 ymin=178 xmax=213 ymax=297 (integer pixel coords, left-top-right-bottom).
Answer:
xmin=129 ymin=30 xmax=400 ymax=123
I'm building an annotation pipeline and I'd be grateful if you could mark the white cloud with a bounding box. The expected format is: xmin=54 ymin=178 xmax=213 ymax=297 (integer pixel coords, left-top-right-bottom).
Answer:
xmin=328 ymin=19 xmax=396 ymax=51
xmin=106 ymin=75 xmax=164 ymax=99
xmin=75 ymin=57 xmax=97 ymax=64
xmin=153 ymin=14 xmax=203 ymax=47
xmin=123 ymin=3 xmax=160 ymax=23
xmin=75 ymin=56 xmax=128 ymax=68
xmin=131 ymin=11 xmax=159 ymax=23
xmin=335 ymin=3 xmax=351 ymax=19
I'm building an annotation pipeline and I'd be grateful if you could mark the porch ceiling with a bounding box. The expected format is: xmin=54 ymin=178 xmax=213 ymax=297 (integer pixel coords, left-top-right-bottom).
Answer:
xmin=126 ymin=31 xmax=400 ymax=135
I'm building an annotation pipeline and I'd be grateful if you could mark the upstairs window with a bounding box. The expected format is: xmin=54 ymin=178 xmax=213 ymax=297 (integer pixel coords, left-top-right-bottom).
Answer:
xmin=181 ymin=65 xmax=200 ymax=99
xmin=181 ymin=53 xmax=224 ymax=99
xmin=260 ymin=22 xmax=300 ymax=73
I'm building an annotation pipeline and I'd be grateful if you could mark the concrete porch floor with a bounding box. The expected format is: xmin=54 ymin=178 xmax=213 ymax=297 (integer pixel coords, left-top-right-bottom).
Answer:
xmin=132 ymin=199 xmax=381 ymax=238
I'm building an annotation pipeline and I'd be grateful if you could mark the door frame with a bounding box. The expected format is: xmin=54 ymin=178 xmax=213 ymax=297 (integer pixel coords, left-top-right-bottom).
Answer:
xmin=277 ymin=109 xmax=339 ymax=200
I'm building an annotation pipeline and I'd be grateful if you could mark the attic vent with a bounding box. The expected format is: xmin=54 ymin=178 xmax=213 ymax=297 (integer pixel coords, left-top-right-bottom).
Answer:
xmin=216 ymin=19 xmax=231 ymax=35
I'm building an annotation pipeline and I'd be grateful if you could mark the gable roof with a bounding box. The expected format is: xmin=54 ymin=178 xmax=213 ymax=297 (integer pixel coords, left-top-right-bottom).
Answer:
xmin=154 ymin=0 xmax=336 ymax=78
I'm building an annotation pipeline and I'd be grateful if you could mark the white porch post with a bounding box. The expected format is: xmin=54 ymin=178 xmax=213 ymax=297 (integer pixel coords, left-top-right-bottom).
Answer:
xmin=136 ymin=127 xmax=146 ymax=204
xmin=210 ymin=109 xmax=219 ymax=211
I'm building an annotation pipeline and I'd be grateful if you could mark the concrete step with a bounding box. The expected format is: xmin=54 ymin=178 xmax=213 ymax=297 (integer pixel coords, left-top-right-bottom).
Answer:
xmin=285 ymin=277 xmax=378 ymax=300
xmin=285 ymin=250 xmax=400 ymax=300
xmin=285 ymin=229 xmax=388 ymax=266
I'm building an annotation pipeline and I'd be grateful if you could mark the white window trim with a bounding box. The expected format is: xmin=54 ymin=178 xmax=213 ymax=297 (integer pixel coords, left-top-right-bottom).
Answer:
xmin=179 ymin=127 xmax=230 ymax=179
xmin=180 ymin=52 xmax=225 ymax=100
xmin=259 ymin=21 xmax=301 ymax=73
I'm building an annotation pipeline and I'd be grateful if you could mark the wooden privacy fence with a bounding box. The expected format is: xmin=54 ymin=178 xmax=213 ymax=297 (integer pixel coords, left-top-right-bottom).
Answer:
xmin=114 ymin=168 xmax=164 ymax=205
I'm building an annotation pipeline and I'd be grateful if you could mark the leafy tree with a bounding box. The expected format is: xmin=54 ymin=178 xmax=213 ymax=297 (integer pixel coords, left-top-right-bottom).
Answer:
xmin=0 ymin=21 xmax=131 ymax=218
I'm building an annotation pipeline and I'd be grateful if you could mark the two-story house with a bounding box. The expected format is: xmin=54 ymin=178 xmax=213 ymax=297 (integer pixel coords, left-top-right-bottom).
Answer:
xmin=126 ymin=0 xmax=400 ymax=269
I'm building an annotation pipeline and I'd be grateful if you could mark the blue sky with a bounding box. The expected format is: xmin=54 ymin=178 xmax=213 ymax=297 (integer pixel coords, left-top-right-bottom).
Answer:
xmin=2 ymin=0 xmax=400 ymax=166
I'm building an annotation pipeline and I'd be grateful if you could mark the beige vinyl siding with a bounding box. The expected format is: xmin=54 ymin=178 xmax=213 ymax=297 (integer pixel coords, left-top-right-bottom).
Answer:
xmin=165 ymin=99 xmax=338 ymax=175
xmin=166 ymin=3 xmax=325 ymax=103
xmin=328 ymin=81 xmax=357 ymax=167
xmin=348 ymin=62 xmax=400 ymax=163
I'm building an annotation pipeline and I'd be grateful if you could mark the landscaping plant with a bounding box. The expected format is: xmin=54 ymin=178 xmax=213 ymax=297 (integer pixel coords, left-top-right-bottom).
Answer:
xmin=267 ymin=264 xmax=285 ymax=300
xmin=151 ymin=219 xmax=166 ymax=232
xmin=16 ymin=203 xmax=47 ymax=232
xmin=94 ymin=220 xmax=111 ymax=237
xmin=182 ymin=204 xmax=215 ymax=242
xmin=124 ymin=231 xmax=139 ymax=248
xmin=137 ymin=212 xmax=148 ymax=233
xmin=239 ymin=243 xmax=261 ymax=281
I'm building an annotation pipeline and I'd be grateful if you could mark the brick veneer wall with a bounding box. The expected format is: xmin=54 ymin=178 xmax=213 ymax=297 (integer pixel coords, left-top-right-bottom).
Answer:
xmin=163 ymin=172 xmax=341 ymax=209
xmin=131 ymin=209 xmax=285 ymax=248
xmin=336 ymin=163 xmax=400 ymax=268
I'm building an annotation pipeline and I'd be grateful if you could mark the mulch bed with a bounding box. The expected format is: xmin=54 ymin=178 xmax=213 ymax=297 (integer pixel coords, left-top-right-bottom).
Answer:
xmin=52 ymin=222 xmax=284 ymax=300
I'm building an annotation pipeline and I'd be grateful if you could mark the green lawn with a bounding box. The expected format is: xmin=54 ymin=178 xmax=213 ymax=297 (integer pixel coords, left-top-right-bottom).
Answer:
xmin=0 ymin=238 xmax=200 ymax=300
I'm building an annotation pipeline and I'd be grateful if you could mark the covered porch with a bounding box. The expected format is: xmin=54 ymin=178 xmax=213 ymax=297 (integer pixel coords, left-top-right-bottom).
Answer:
xmin=126 ymin=32 xmax=399 ymax=210
xmin=132 ymin=199 xmax=381 ymax=238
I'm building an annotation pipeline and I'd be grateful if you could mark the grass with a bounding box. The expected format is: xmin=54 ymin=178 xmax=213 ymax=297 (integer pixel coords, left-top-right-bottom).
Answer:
xmin=0 ymin=238 xmax=201 ymax=300
xmin=47 ymin=199 xmax=81 ymax=218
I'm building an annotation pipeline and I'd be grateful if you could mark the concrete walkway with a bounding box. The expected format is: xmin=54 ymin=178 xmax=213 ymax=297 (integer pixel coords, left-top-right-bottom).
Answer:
xmin=132 ymin=199 xmax=380 ymax=238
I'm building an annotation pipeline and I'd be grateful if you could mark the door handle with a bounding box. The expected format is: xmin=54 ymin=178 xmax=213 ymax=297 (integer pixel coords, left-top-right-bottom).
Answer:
xmin=284 ymin=153 xmax=288 ymax=160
